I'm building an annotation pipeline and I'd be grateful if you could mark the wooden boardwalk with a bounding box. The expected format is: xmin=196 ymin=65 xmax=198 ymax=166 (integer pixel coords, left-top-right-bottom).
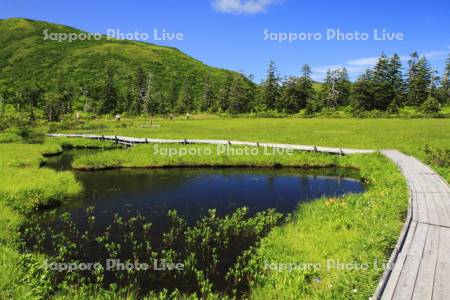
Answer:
xmin=48 ymin=134 xmax=450 ymax=299
xmin=47 ymin=133 xmax=375 ymax=155
xmin=374 ymin=150 xmax=450 ymax=300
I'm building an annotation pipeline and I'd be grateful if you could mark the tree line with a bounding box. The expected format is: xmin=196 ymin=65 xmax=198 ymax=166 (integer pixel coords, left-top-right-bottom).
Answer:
xmin=1 ymin=52 xmax=449 ymax=121
xmin=258 ymin=52 xmax=449 ymax=115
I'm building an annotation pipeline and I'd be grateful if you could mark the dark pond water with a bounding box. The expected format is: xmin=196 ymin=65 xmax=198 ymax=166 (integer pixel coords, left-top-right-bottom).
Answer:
xmin=21 ymin=150 xmax=365 ymax=296
xmin=43 ymin=150 xmax=364 ymax=227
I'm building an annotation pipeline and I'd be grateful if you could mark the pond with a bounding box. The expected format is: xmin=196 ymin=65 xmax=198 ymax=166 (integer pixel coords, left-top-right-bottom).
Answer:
xmin=21 ymin=149 xmax=365 ymax=297
xmin=44 ymin=150 xmax=364 ymax=224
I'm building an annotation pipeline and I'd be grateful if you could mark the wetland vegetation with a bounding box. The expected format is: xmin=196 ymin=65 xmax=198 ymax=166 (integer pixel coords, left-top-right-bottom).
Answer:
xmin=0 ymin=134 xmax=409 ymax=299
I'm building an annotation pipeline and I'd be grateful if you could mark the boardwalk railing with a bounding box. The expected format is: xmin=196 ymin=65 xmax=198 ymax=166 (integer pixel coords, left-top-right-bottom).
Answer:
xmin=47 ymin=133 xmax=450 ymax=300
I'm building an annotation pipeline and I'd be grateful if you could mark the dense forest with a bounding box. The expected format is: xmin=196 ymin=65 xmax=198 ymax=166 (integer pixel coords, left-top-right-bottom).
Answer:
xmin=0 ymin=18 xmax=449 ymax=121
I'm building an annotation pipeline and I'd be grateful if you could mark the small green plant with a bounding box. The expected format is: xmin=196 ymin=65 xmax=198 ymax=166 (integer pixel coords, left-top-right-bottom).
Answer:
xmin=424 ymin=145 xmax=450 ymax=167
xmin=421 ymin=95 xmax=441 ymax=114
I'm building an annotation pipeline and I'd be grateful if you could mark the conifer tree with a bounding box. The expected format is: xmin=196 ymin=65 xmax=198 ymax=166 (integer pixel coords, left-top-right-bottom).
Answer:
xmin=100 ymin=66 xmax=118 ymax=114
xmin=439 ymin=54 xmax=450 ymax=104
xmin=262 ymin=60 xmax=280 ymax=110
xmin=407 ymin=52 xmax=432 ymax=106
xmin=217 ymin=75 xmax=233 ymax=112
xmin=143 ymin=72 xmax=157 ymax=115
xmin=336 ymin=67 xmax=351 ymax=105
xmin=177 ymin=78 xmax=195 ymax=113
xmin=228 ymin=76 xmax=248 ymax=114
xmin=388 ymin=54 xmax=406 ymax=111
xmin=350 ymin=69 xmax=375 ymax=111
xmin=134 ymin=67 xmax=147 ymax=115
xmin=372 ymin=53 xmax=400 ymax=110
xmin=201 ymin=73 xmax=215 ymax=111
xmin=279 ymin=76 xmax=301 ymax=113
xmin=298 ymin=64 xmax=315 ymax=110
xmin=167 ymin=80 xmax=180 ymax=113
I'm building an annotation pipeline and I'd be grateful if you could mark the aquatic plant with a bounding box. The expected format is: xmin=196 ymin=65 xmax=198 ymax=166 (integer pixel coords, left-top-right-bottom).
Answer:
xmin=19 ymin=206 xmax=285 ymax=298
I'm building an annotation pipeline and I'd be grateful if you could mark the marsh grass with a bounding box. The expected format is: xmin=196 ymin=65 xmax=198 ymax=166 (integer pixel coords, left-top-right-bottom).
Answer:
xmin=250 ymin=154 xmax=407 ymax=299
xmin=46 ymin=137 xmax=118 ymax=150
xmin=72 ymin=144 xmax=340 ymax=170
xmin=0 ymin=139 xmax=92 ymax=299
xmin=0 ymin=132 xmax=22 ymax=143
xmin=0 ymin=135 xmax=120 ymax=211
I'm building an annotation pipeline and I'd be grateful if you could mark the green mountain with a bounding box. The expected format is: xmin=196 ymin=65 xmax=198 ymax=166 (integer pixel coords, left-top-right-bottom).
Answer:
xmin=0 ymin=18 xmax=254 ymax=114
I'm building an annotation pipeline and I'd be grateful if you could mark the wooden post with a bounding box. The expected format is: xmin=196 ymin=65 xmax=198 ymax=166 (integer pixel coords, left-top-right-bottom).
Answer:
xmin=313 ymin=146 xmax=317 ymax=152
xmin=145 ymin=138 xmax=148 ymax=144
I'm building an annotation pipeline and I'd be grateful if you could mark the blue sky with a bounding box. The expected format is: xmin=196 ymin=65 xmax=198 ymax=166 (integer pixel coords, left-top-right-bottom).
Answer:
xmin=1 ymin=0 xmax=449 ymax=82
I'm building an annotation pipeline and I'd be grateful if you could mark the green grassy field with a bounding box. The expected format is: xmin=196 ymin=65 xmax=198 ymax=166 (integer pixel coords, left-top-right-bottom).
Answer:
xmin=72 ymin=143 xmax=340 ymax=170
xmin=251 ymin=153 xmax=407 ymax=299
xmin=59 ymin=117 xmax=449 ymax=154
xmin=58 ymin=116 xmax=450 ymax=181
xmin=0 ymin=141 xmax=79 ymax=299
xmin=0 ymin=116 xmax=447 ymax=299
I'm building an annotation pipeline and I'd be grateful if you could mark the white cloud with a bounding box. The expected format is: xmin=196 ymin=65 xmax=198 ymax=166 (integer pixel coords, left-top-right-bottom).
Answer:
xmin=312 ymin=64 xmax=370 ymax=81
xmin=347 ymin=56 xmax=379 ymax=66
xmin=347 ymin=49 xmax=448 ymax=67
xmin=312 ymin=65 xmax=366 ymax=76
xmin=310 ymin=74 xmax=323 ymax=81
xmin=312 ymin=48 xmax=449 ymax=81
xmin=211 ymin=0 xmax=279 ymax=14
xmin=311 ymin=65 xmax=343 ymax=74
xmin=422 ymin=50 xmax=447 ymax=59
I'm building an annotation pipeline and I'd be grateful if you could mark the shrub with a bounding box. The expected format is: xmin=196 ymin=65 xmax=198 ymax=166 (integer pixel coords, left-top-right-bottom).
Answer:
xmin=0 ymin=133 xmax=21 ymax=143
xmin=424 ymin=145 xmax=450 ymax=167
xmin=421 ymin=95 xmax=441 ymax=114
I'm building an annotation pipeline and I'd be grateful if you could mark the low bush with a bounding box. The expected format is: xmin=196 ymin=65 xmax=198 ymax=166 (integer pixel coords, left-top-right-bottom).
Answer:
xmin=424 ymin=145 xmax=450 ymax=168
xmin=0 ymin=132 xmax=22 ymax=143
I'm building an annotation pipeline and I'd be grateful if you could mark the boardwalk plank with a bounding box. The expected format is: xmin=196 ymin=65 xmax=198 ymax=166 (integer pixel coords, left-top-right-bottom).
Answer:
xmin=392 ymin=255 xmax=421 ymax=300
xmin=422 ymin=224 xmax=440 ymax=259
xmin=432 ymin=227 xmax=450 ymax=299
xmin=416 ymin=193 xmax=429 ymax=224
xmin=431 ymin=193 xmax=450 ymax=227
xmin=425 ymin=193 xmax=440 ymax=226
xmin=412 ymin=256 xmax=437 ymax=300
xmin=432 ymin=260 xmax=450 ymax=300
xmin=408 ymin=222 xmax=428 ymax=258
xmin=381 ymin=253 xmax=407 ymax=300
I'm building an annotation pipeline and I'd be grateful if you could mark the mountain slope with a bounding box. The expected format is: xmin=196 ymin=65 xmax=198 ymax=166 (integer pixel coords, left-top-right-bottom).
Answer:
xmin=0 ymin=18 xmax=253 ymax=113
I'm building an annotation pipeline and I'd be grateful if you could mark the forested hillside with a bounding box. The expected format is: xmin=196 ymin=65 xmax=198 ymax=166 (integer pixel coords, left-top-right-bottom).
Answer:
xmin=0 ymin=18 xmax=255 ymax=119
